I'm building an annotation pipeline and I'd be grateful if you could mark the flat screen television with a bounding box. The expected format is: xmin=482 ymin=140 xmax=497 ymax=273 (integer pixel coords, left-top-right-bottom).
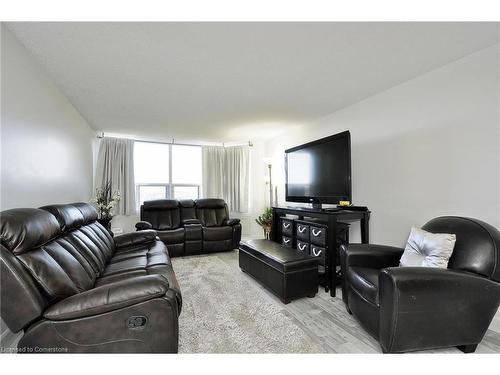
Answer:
xmin=285 ymin=131 xmax=351 ymax=207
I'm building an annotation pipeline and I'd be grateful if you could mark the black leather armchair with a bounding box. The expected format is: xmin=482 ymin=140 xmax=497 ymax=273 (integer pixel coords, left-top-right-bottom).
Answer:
xmin=340 ymin=216 xmax=500 ymax=353
xmin=136 ymin=198 xmax=241 ymax=256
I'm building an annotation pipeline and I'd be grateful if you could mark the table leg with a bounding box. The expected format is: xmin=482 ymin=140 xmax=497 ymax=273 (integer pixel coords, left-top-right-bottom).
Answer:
xmin=360 ymin=212 xmax=370 ymax=244
xmin=271 ymin=210 xmax=280 ymax=242
xmin=327 ymin=216 xmax=338 ymax=297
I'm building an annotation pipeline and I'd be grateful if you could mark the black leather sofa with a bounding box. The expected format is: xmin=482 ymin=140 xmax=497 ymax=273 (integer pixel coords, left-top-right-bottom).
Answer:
xmin=135 ymin=198 xmax=241 ymax=257
xmin=340 ymin=216 xmax=500 ymax=353
xmin=0 ymin=202 xmax=181 ymax=353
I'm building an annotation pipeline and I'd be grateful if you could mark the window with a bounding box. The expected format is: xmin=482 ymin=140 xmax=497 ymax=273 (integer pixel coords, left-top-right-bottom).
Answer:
xmin=134 ymin=142 xmax=202 ymax=207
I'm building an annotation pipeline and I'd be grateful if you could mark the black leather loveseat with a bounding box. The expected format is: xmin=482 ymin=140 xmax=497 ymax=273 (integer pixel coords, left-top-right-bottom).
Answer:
xmin=135 ymin=198 xmax=241 ymax=257
xmin=0 ymin=202 xmax=181 ymax=353
xmin=340 ymin=216 xmax=500 ymax=353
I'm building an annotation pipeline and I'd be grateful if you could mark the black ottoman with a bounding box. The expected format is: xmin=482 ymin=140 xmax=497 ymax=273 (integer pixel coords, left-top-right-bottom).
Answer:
xmin=239 ymin=239 xmax=318 ymax=304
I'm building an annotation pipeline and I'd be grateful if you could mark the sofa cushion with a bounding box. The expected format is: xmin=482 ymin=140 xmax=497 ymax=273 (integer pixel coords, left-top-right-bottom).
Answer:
xmin=44 ymin=275 xmax=169 ymax=321
xmin=179 ymin=200 xmax=196 ymax=221
xmin=40 ymin=204 xmax=85 ymax=232
xmin=157 ymin=228 xmax=185 ymax=245
xmin=196 ymin=207 xmax=228 ymax=227
xmin=77 ymin=222 xmax=115 ymax=260
xmin=194 ymin=199 xmax=229 ymax=227
xmin=203 ymin=226 xmax=233 ymax=241
xmin=18 ymin=244 xmax=89 ymax=302
xmin=195 ymin=198 xmax=226 ymax=209
xmin=103 ymin=241 xmax=170 ymax=277
xmin=142 ymin=200 xmax=181 ymax=230
xmin=16 ymin=223 xmax=116 ymax=302
xmin=347 ymin=266 xmax=380 ymax=305
xmin=95 ymin=240 xmax=182 ymax=312
xmin=72 ymin=202 xmax=98 ymax=224
xmin=143 ymin=199 xmax=179 ymax=210
xmin=65 ymin=228 xmax=109 ymax=274
xmin=1 ymin=208 xmax=61 ymax=255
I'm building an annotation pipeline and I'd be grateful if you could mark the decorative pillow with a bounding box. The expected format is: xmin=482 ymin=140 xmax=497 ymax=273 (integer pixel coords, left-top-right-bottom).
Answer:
xmin=399 ymin=227 xmax=456 ymax=268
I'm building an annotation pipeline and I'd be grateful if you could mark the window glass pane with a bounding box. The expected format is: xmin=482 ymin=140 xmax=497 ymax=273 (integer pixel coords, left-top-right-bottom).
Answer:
xmin=173 ymin=186 xmax=199 ymax=200
xmin=134 ymin=142 xmax=169 ymax=183
xmin=139 ymin=185 xmax=167 ymax=205
xmin=172 ymin=145 xmax=202 ymax=184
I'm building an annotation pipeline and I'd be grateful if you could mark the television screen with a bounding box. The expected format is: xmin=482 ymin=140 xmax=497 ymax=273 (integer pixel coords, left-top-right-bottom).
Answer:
xmin=285 ymin=131 xmax=351 ymax=205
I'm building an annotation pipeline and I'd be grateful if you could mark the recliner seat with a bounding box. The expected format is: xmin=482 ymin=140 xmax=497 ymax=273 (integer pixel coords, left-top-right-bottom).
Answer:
xmin=1 ymin=202 xmax=181 ymax=353
xmin=340 ymin=216 xmax=500 ymax=353
xmin=136 ymin=198 xmax=241 ymax=256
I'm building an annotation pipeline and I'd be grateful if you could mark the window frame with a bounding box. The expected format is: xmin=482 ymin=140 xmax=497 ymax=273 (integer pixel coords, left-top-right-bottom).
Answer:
xmin=134 ymin=142 xmax=202 ymax=208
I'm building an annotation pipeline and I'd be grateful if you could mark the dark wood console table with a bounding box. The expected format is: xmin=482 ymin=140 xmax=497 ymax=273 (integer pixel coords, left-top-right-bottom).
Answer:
xmin=271 ymin=206 xmax=371 ymax=297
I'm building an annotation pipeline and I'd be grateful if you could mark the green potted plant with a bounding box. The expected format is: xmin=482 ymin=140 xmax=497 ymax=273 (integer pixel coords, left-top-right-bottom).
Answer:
xmin=90 ymin=181 xmax=120 ymax=230
xmin=255 ymin=207 xmax=273 ymax=239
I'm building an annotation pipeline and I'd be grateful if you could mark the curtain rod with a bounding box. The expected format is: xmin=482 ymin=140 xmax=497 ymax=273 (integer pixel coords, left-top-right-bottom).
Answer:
xmin=96 ymin=132 xmax=253 ymax=147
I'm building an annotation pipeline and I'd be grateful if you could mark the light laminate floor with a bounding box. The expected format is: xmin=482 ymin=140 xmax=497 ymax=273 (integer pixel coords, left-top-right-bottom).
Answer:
xmin=173 ymin=250 xmax=500 ymax=354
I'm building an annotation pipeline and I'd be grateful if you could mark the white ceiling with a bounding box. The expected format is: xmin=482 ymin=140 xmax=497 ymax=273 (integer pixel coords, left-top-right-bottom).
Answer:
xmin=6 ymin=22 xmax=499 ymax=142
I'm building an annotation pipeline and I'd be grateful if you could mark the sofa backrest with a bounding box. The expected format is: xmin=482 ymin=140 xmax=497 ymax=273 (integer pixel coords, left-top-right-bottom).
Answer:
xmin=0 ymin=203 xmax=114 ymax=332
xmin=422 ymin=216 xmax=500 ymax=282
xmin=194 ymin=199 xmax=229 ymax=227
xmin=141 ymin=199 xmax=181 ymax=230
xmin=179 ymin=199 xmax=196 ymax=221
xmin=140 ymin=198 xmax=230 ymax=228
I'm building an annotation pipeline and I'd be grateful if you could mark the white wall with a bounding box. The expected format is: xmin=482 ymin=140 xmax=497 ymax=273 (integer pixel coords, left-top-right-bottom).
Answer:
xmin=1 ymin=25 xmax=94 ymax=346
xmin=265 ymin=44 xmax=500 ymax=247
xmin=1 ymin=25 xmax=94 ymax=210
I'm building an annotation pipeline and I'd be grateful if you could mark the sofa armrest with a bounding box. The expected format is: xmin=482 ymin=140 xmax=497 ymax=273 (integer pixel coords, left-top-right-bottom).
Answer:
xmin=341 ymin=244 xmax=404 ymax=269
xmin=114 ymin=229 xmax=157 ymax=250
xmin=135 ymin=221 xmax=153 ymax=231
xmin=182 ymin=218 xmax=201 ymax=225
xmin=224 ymin=218 xmax=241 ymax=226
xmin=378 ymin=267 xmax=500 ymax=352
xmin=44 ymin=275 xmax=169 ymax=321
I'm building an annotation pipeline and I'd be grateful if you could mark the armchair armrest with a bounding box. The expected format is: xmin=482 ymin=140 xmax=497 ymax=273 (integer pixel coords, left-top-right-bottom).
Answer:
xmin=341 ymin=244 xmax=404 ymax=269
xmin=182 ymin=218 xmax=201 ymax=225
xmin=224 ymin=218 xmax=241 ymax=226
xmin=378 ymin=267 xmax=500 ymax=352
xmin=114 ymin=229 xmax=157 ymax=250
xmin=44 ymin=275 xmax=169 ymax=321
xmin=135 ymin=221 xmax=153 ymax=230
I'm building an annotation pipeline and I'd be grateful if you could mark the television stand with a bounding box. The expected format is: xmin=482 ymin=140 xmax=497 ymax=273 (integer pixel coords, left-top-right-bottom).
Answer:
xmin=271 ymin=205 xmax=370 ymax=298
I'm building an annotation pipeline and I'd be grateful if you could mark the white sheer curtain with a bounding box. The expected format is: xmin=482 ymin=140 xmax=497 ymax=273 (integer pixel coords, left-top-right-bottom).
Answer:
xmin=95 ymin=137 xmax=136 ymax=215
xmin=225 ymin=146 xmax=249 ymax=213
xmin=202 ymin=145 xmax=249 ymax=213
xmin=202 ymin=146 xmax=225 ymax=199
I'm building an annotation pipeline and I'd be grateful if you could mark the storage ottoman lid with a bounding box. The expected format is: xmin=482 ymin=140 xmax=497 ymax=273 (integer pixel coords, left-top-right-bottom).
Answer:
xmin=239 ymin=239 xmax=318 ymax=272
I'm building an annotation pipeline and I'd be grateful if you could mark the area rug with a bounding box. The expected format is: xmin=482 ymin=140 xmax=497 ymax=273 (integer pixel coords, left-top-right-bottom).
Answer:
xmin=172 ymin=251 xmax=326 ymax=353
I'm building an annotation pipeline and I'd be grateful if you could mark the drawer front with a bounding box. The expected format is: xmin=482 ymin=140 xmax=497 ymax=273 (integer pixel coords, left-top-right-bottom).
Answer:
xmin=282 ymin=235 xmax=293 ymax=248
xmin=310 ymin=225 xmax=326 ymax=246
xmin=310 ymin=244 xmax=325 ymax=266
xmin=296 ymin=223 xmax=310 ymax=241
xmin=281 ymin=219 xmax=293 ymax=236
xmin=296 ymin=240 xmax=310 ymax=254
xmin=310 ymin=244 xmax=325 ymax=258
